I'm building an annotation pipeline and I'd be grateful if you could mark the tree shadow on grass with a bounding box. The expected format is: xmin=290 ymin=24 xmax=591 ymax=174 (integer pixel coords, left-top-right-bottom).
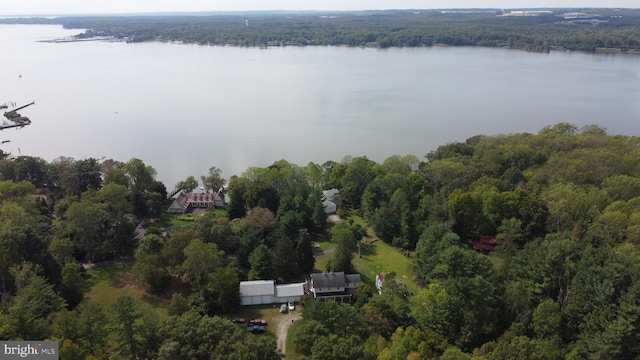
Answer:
xmin=357 ymin=241 xmax=377 ymax=259
xmin=141 ymin=275 xmax=193 ymax=309
xmin=86 ymin=263 xmax=132 ymax=288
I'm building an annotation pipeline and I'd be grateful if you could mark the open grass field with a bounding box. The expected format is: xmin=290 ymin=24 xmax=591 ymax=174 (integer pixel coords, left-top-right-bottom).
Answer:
xmin=85 ymin=264 xmax=169 ymax=317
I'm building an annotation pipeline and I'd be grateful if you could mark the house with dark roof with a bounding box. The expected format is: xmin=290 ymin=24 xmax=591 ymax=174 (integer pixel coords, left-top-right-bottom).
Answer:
xmin=167 ymin=191 xmax=225 ymax=214
xmin=307 ymin=271 xmax=361 ymax=302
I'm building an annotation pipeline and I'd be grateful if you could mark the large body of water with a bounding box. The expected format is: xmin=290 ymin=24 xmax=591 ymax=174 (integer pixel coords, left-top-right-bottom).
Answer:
xmin=1 ymin=25 xmax=640 ymax=188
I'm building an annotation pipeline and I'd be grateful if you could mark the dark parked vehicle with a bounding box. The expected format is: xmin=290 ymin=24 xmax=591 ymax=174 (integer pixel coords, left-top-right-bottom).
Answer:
xmin=247 ymin=324 xmax=266 ymax=334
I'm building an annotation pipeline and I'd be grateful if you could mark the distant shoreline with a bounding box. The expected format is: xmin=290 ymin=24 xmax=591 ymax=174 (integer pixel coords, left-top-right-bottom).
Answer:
xmin=3 ymin=8 xmax=640 ymax=54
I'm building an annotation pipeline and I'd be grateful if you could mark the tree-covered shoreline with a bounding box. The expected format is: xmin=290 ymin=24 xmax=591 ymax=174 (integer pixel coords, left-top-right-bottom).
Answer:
xmin=2 ymin=122 xmax=640 ymax=358
xmin=3 ymin=8 xmax=640 ymax=53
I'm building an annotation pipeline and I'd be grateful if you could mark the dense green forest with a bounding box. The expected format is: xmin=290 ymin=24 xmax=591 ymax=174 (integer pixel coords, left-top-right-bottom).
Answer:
xmin=3 ymin=9 xmax=640 ymax=52
xmin=2 ymin=122 xmax=640 ymax=358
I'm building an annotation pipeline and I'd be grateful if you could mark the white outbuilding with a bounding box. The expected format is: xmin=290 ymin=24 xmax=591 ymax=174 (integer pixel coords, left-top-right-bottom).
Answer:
xmin=239 ymin=280 xmax=275 ymax=306
xmin=239 ymin=280 xmax=306 ymax=306
xmin=274 ymin=283 xmax=305 ymax=304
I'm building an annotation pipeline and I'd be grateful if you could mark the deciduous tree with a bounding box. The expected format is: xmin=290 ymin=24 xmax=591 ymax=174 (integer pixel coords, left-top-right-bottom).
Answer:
xmin=175 ymin=175 xmax=199 ymax=192
xmin=248 ymin=244 xmax=275 ymax=280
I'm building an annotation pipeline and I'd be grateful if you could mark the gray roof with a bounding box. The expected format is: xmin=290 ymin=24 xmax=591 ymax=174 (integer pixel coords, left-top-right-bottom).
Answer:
xmin=322 ymin=188 xmax=339 ymax=196
xmin=275 ymin=283 xmax=305 ymax=297
xmin=311 ymin=272 xmax=346 ymax=288
xmin=239 ymin=280 xmax=275 ymax=296
xmin=322 ymin=189 xmax=340 ymax=201
xmin=345 ymin=274 xmax=361 ymax=284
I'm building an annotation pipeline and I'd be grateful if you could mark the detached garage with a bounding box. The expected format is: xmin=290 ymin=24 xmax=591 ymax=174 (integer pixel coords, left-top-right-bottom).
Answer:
xmin=239 ymin=280 xmax=275 ymax=306
xmin=274 ymin=283 xmax=305 ymax=304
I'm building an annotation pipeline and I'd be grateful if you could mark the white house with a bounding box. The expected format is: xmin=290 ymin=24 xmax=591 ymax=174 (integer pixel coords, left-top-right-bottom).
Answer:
xmin=375 ymin=272 xmax=386 ymax=295
xmin=307 ymin=271 xmax=361 ymax=302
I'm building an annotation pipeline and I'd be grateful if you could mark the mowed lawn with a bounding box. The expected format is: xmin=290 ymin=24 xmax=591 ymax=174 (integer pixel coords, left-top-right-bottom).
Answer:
xmin=314 ymin=214 xmax=420 ymax=294
xmin=353 ymin=240 xmax=419 ymax=294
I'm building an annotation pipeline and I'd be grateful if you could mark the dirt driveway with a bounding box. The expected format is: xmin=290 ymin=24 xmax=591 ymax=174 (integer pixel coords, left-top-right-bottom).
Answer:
xmin=276 ymin=312 xmax=302 ymax=355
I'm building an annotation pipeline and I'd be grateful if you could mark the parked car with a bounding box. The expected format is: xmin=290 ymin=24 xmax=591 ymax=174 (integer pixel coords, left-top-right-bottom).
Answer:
xmin=247 ymin=324 xmax=265 ymax=334
xmin=232 ymin=318 xmax=246 ymax=324
xmin=288 ymin=302 xmax=295 ymax=311
xmin=280 ymin=303 xmax=288 ymax=313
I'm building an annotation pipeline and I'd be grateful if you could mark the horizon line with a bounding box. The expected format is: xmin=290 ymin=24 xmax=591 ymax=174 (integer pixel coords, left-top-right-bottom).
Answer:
xmin=1 ymin=7 xmax=636 ymax=18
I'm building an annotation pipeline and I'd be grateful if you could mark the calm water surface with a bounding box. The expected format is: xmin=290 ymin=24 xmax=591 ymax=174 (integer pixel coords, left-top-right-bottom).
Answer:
xmin=1 ymin=25 xmax=639 ymax=188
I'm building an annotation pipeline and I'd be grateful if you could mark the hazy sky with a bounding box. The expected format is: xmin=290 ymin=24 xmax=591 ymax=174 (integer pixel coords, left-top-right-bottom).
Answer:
xmin=1 ymin=0 xmax=638 ymax=16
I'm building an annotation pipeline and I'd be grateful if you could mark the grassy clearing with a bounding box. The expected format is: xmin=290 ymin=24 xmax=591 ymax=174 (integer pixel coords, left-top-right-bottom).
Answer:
xmin=353 ymin=240 xmax=419 ymax=294
xmin=312 ymin=234 xmax=334 ymax=253
xmin=346 ymin=213 xmax=367 ymax=228
xmin=347 ymin=215 xmax=420 ymax=294
xmin=85 ymin=264 xmax=168 ymax=317
xmin=154 ymin=209 xmax=228 ymax=229
xmin=314 ymin=214 xmax=420 ymax=292
xmin=311 ymin=229 xmax=334 ymax=271
xmin=314 ymin=253 xmax=331 ymax=272
xmin=154 ymin=213 xmax=199 ymax=228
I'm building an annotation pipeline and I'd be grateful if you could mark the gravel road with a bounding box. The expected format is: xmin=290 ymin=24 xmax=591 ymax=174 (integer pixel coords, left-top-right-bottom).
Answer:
xmin=276 ymin=312 xmax=302 ymax=355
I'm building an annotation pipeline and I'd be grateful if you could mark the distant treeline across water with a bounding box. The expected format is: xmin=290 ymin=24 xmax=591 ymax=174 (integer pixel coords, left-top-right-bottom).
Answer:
xmin=3 ymin=8 xmax=640 ymax=53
